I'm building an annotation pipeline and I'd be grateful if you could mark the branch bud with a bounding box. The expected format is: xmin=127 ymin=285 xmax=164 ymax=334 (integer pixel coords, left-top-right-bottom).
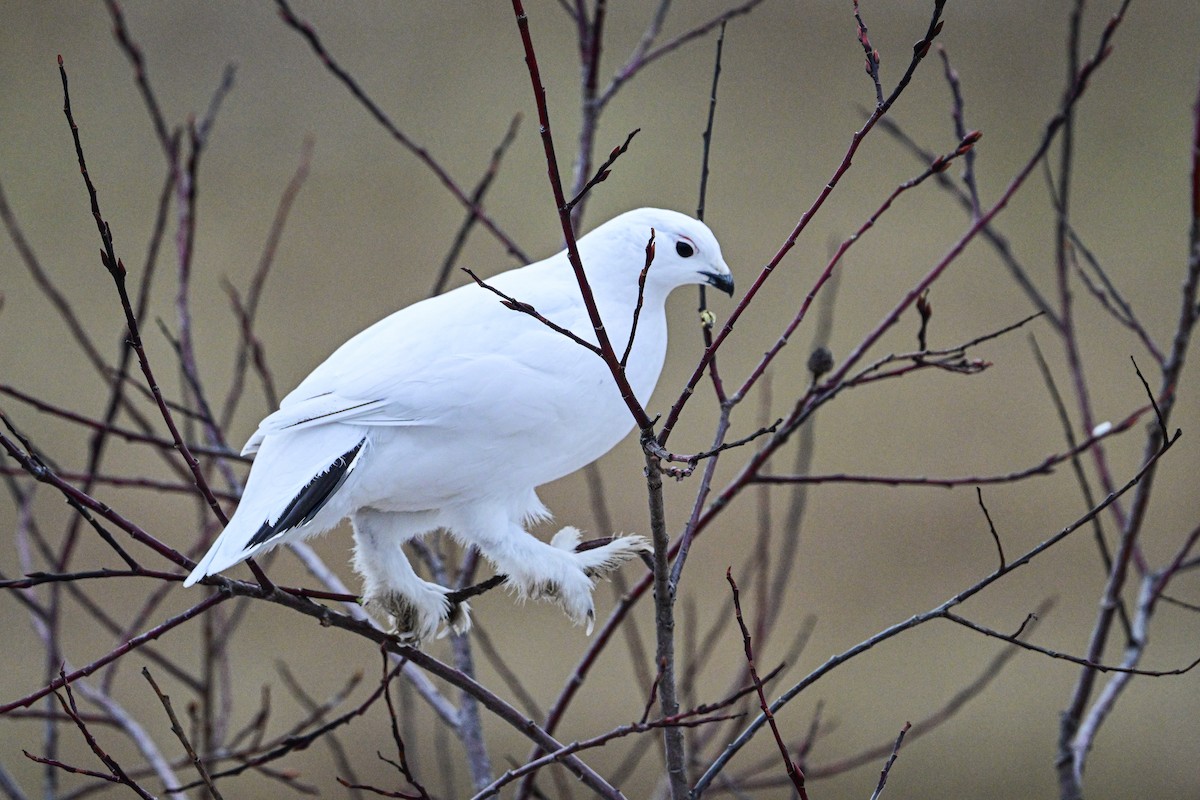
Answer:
xmin=956 ymin=129 xmax=983 ymax=154
xmin=807 ymin=345 xmax=834 ymax=379
xmin=916 ymin=289 xmax=932 ymax=321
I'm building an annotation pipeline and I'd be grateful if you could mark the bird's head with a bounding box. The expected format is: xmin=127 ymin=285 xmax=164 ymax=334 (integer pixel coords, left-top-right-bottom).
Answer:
xmin=579 ymin=208 xmax=734 ymax=299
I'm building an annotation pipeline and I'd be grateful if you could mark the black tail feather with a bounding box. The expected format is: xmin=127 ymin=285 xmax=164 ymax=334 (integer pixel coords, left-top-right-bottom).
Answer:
xmin=246 ymin=438 xmax=366 ymax=549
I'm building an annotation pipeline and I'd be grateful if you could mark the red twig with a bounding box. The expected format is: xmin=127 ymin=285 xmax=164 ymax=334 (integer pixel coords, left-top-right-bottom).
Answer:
xmin=0 ymin=382 xmax=245 ymax=462
xmin=725 ymin=569 xmax=807 ymax=798
xmin=22 ymin=751 xmax=119 ymax=785
xmin=621 ymin=229 xmax=656 ymax=368
xmin=731 ymin=128 xmax=982 ymax=404
xmin=57 ymin=56 xmax=234 ymax=538
xmin=509 ymin=0 xmax=654 ymax=432
xmin=0 ymin=592 xmax=228 ymax=715
xmin=873 ymin=112 xmax=1062 ymax=326
xmin=461 ymin=268 xmax=601 ymax=355
xmin=567 ymin=127 xmax=640 ymax=214
xmin=853 ymin=0 xmax=885 ymax=106
xmin=658 ymin=0 xmax=948 ymax=445
xmin=475 ymin=667 xmax=767 ymax=800
xmin=0 ymin=464 xmax=240 ymax=500
xmin=1 ymin=568 xmax=183 ymax=590
xmin=0 ymin=426 xmax=190 ymax=568
xmin=378 ymin=647 xmax=432 ymax=800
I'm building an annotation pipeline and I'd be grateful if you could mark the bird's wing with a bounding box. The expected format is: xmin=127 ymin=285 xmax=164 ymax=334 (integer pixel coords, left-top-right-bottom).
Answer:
xmin=241 ymin=265 xmax=592 ymax=455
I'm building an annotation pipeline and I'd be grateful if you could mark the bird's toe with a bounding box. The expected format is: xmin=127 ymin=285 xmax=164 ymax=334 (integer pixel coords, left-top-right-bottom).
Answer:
xmin=552 ymin=570 xmax=597 ymax=631
xmin=498 ymin=530 xmax=652 ymax=634
xmin=439 ymin=599 xmax=472 ymax=639
xmin=571 ymin=533 xmax=652 ymax=578
xmin=363 ymin=586 xmax=452 ymax=645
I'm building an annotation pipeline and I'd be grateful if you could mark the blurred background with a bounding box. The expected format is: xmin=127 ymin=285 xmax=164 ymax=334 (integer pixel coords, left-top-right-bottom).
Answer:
xmin=1 ymin=1 xmax=1198 ymax=797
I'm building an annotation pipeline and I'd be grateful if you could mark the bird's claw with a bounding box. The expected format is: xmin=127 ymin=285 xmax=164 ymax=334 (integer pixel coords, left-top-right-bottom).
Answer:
xmin=502 ymin=527 xmax=650 ymax=634
xmin=362 ymin=587 xmax=471 ymax=646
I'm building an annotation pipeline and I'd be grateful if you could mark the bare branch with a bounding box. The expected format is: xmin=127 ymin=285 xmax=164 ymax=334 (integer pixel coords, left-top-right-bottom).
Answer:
xmin=659 ymin=1 xmax=950 ymax=443
xmin=694 ymin=424 xmax=1177 ymax=795
xmin=143 ymin=668 xmax=224 ymax=799
xmin=565 ymin=128 xmax=640 ymax=214
xmin=432 ymin=115 xmax=523 ymax=297
xmin=273 ymin=0 xmax=529 ymax=263
xmin=726 ymin=569 xmax=807 ymax=798
xmin=52 ymin=678 xmax=155 ymax=800
xmin=462 ymin=268 xmax=602 ymax=356
xmin=0 ymin=593 xmax=228 ymax=715
xmin=868 ymin=723 xmax=911 ymax=800
xmin=975 ymin=487 xmax=1006 ymax=571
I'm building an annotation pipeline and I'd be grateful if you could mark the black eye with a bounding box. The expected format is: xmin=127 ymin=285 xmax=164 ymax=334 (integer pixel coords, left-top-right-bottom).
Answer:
xmin=675 ymin=240 xmax=695 ymax=258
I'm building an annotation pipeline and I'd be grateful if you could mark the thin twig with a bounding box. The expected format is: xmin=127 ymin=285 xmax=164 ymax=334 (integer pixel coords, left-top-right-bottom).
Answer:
xmin=693 ymin=424 xmax=1177 ymax=795
xmin=942 ymin=611 xmax=1200 ymax=676
xmin=53 ymin=677 xmax=155 ymax=800
xmin=726 ymin=569 xmax=807 ymax=798
xmin=659 ymin=1 xmax=949 ymax=443
xmin=142 ymin=668 xmax=224 ymax=799
xmin=620 ymin=229 xmax=656 ymax=368
xmin=938 ymin=45 xmax=981 ymax=216
xmin=377 ymin=648 xmax=434 ymax=800
xmin=431 ymin=115 xmax=523 ymax=297
xmin=0 ymin=592 xmax=228 ymax=714
xmin=596 ymin=0 xmax=765 ymax=109
xmin=565 ymin=128 xmax=640 ymax=214
xmin=57 ymin=56 xmax=240 ymax=552
xmin=975 ymin=487 xmax=1006 ymax=570
xmin=867 ymin=723 xmax=911 ymax=800
xmin=274 ymin=0 xmax=528 ymax=263
xmin=462 ymin=268 xmax=601 ymax=356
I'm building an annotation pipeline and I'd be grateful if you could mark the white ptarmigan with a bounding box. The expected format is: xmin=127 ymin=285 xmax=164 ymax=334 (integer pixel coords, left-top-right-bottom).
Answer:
xmin=184 ymin=208 xmax=733 ymax=642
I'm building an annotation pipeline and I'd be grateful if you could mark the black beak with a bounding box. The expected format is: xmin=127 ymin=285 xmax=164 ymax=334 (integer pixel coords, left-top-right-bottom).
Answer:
xmin=702 ymin=271 xmax=735 ymax=296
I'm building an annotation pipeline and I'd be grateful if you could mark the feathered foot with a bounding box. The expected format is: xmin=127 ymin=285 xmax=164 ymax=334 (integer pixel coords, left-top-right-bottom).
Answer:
xmin=362 ymin=584 xmax=471 ymax=645
xmin=503 ymin=527 xmax=650 ymax=635
xmin=553 ymin=526 xmax=652 ymax=578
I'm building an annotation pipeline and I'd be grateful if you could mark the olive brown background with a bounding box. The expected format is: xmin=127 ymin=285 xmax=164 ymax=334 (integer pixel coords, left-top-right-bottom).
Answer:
xmin=1 ymin=2 xmax=1198 ymax=798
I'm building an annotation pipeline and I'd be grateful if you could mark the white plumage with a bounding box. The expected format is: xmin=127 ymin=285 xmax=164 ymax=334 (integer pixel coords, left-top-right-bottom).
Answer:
xmin=185 ymin=208 xmax=733 ymax=642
